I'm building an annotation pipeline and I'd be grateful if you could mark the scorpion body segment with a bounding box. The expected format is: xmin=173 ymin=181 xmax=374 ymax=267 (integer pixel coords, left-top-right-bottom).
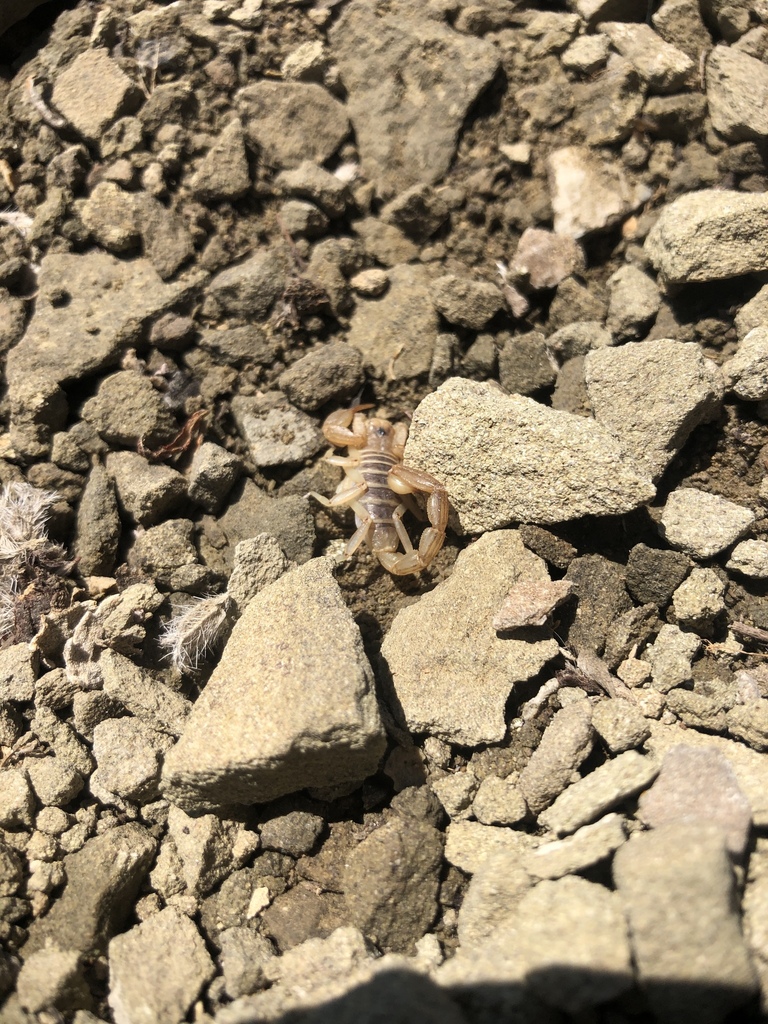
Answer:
xmin=309 ymin=406 xmax=449 ymax=576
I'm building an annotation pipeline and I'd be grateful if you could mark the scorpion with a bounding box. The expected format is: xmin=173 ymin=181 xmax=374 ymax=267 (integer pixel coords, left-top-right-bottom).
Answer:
xmin=309 ymin=405 xmax=449 ymax=575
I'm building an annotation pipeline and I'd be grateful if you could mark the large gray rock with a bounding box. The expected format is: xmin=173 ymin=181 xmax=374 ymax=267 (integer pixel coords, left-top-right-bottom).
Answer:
xmin=6 ymin=253 xmax=195 ymax=390
xmin=330 ymin=1 xmax=498 ymax=196
xmin=585 ymin=339 xmax=723 ymax=481
xmin=162 ymin=558 xmax=386 ymax=811
xmin=381 ymin=531 xmax=559 ymax=746
xmin=405 ymin=378 xmax=655 ymax=533
xmin=706 ymin=46 xmax=768 ymax=141
xmin=24 ymin=823 xmax=157 ymax=956
xmin=645 ymin=189 xmax=768 ymax=284
xmin=108 ymin=907 xmax=215 ymax=1024
xmin=613 ymin=825 xmax=758 ymax=1023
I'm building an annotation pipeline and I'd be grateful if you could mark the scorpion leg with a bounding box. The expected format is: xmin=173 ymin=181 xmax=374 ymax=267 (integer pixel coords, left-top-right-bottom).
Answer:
xmin=386 ymin=464 xmax=449 ymax=571
xmin=307 ymin=480 xmax=367 ymax=509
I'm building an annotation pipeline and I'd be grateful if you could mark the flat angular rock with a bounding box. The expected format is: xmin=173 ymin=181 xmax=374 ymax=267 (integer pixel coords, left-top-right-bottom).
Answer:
xmin=108 ymin=907 xmax=215 ymax=1024
xmin=6 ymin=253 xmax=194 ymax=390
xmin=230 ymin=393 xmax=323 ymax=466
xmin=106 ymin=451 xmax=186 ymax=526
xmin=381 ymin=531 xmax=559 ymax=746
xmin=660 ymin=488 xmax=755 ymax=558
xmin=237 ymin=82 xmax=349 ymax=168
xmin=585 ymin=340 xmax=723 ymax=481
xmin=162 ymin=558 xmax=385 ymax=811
xmin=190 ymin=118 xmax=251 ymax=201
xmin=726 ymin=539 xmax=768 ymax=578
xmin=645 ymin=189 xmax=768 ymax=285
xmin=91 ymin=717 xmax=174 ymax=803
xmin=431 ymin=275 xmax=503 ymax=330
xmin=613 ymin=824 xmax=758 ymax=1023
xmin=723 ymin=327 xmax=768 ymax=401
xmin=524 ymin=813 xmax=627 ymax=880
xmin=706 ymin=46 xmax=768 ymax=141
xmin=638 ymin=744 xmax=752 ymax=856
xmin=52 ymin=49 xmax=141 ymax=142
xmin=547 ymin=145 xmax=651 ymax=237
xmin=346 ymin=263 xmax=438 ymax=381
xmin=600 ymin=21 xmax=694 ymax=91
xmin=646 ymin=721 xmax=768 ymax=827
xmin=405 ymin=378 xmax=655 ymax=533
xmin=539 ymin=750 xmax=659 ymax=835
xmin=330 ymin=0 xmax=499 ymax=196
xmin=24 ymin=823 xmax=157 ymax=956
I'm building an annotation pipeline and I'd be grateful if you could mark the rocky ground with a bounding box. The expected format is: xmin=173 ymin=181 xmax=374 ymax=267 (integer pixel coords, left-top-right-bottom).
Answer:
xmin=1 ymin=0 xmax=768 ymax=1021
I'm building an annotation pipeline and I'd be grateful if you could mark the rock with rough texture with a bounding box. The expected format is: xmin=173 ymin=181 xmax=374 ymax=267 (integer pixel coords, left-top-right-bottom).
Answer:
xmin=547 ymin=145 xmax=651 ymax=237
xmin=81 ymin=371 xmax=178 ymax=448
xmin=346 ymin=263 xmax=438 ymax=382
xmin=6 ymin=253 xmax=194 ymax=390
xmin=230 ymin=393 xmax=323 ymax=467
xmin=74 ymin=462 xmax=120 ymax=576
xmin=518 ymin=703 xmax=595 ymax=814
xmin=524 ymin=813 xmax=627 ymax=880
xmin=52 ymin=49 xmax=140 ymax=142
xmin=645 ymin=189 xmax=768 ymax=285
xmin=672 ymin=567 xmax=726 ymax=630
xmin=638 ymin=744 xmax=752 ymax=856
xmin=442 ymin=875 xmax=632 ymax=1013
xmin=727 ymin=702 xmax=768 ymax=752
xmin=539 ymin=750 xmax=659 ymax=835
xmin=585 ymin=339 xmax=722 ymax=481
xmin=405 ymin=378 xmax=655 ymax=533
xmin=190 ymin=118 xmax=251 ymax=201
xmin=0 ymin=768 xmax=35 ymax=828
xmin=343 ymin=815 xmax=443 ymax=953
xmin=471 ymin=775 xmax=528 ymax=826
xmin=660 ymin=488 xmax=755 ymax=558
xmin=444 ymin=820 xmax=538 ymax=875
xmin=16 ymin=946 xmax=91 ymax=1015
xmin=106 ymin=451 xmax=186 ymax=525
xmin=723 ymin=327 xmax=768 ymax=401
xmin=591 ymin=699 xmax=651 ymax=753
xmin=162 ymin=558 xmax=386 ymax=811
xmin=381 ymin=531 xmax=559 ymax=746
xmin=207 ymin=248 xmax=287 ymax=319
xmin=108 ymin=907 xmax=215 ymax=1024
xmin=91 ymin=717 xmax=174 ymax=803
xmin=431 ymin=275 xmax=503 ymax=330
xmin=24 ymin=823 xmax=157 ymax=956
xmin=726 ymin=539 xmax=768 ymax=578
xmin=706 ymin=46 xmax=768 ymax=141
xmin=646 ymin=721 xmax=768 ymax=827
xmin=187 ymin=442 xmax=242 ymax=513
xmin=643 ymin=623 xmax=701 ymax=692
xmin=279 ymin=342 xmax=364 ymax=411
xmin=605 ymin=264 xmax=661 ymax=340
xmin=330 ymin=0 xmax=499 ymax=196
xmin=600 ymin=22 xmax=694 ymax=91
xmin=613 ymin=824 xmax=758 ymax=1023
xmin=456 ymin=849 xmax=533 ymax=948
xmin=509 ymin=227 xmax=585 ymax=290
xmin=237 ymin=82 xmax=349 ymax=168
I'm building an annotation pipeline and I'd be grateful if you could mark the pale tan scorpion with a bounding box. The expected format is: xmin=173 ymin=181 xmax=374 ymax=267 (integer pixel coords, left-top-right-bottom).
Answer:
xmin=309 ymin=405 xmax=449 ymax=575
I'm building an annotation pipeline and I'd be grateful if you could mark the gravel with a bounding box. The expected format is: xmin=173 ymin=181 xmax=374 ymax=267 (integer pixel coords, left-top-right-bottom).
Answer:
xmin=4 ymin=0 xmax=768 ymax=1018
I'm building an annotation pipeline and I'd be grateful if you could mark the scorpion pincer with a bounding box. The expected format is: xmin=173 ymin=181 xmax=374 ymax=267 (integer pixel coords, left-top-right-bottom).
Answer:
xmin=309 ymin=405 xmax=449 ymax=575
